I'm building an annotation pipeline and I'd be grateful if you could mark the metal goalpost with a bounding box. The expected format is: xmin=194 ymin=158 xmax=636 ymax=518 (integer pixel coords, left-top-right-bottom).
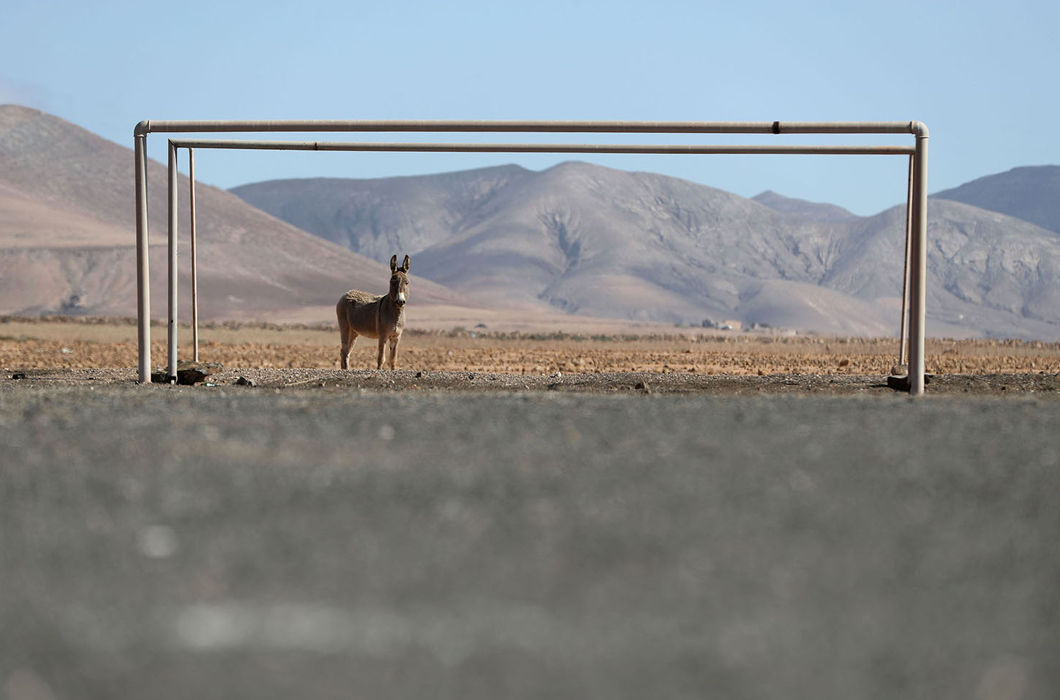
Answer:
xmin=133 ymin=119 xmax=929 ymax=393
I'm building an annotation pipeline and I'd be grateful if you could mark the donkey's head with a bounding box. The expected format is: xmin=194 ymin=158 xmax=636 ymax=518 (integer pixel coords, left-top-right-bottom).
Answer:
xmin=388 ymin=254 xmax=410 ymax=307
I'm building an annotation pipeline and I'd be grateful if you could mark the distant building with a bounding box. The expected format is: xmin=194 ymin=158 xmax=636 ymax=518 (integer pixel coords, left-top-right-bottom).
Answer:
xmin=701 ymin=318 xmax=742 ymax=331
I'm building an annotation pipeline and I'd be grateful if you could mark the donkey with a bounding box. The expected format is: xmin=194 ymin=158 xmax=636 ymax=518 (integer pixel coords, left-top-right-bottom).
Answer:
xmin=337 ymin=254 xmax=410 ymax=370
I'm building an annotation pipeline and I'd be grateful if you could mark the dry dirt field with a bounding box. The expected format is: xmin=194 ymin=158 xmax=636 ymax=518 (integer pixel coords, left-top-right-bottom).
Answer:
xmin=4 ymin=315 xmax=1060 ymax=378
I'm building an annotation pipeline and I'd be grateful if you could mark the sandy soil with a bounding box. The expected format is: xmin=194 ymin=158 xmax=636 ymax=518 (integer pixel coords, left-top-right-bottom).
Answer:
xmin=3 ymin=315 xmax=1060 ymax=397
xmin=3 ymin=316 xmax=1059 ymax=377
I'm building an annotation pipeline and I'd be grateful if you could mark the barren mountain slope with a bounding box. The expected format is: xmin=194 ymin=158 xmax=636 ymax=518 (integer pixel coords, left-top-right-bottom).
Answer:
xmin=414 ymin=163 xmax=860 ymax=324
xmin=231 ymin=165 xmax=535 ymax=260
xmin=933 ymin=165 xmax=1060 ymax=234
xmin=752 ymin=190 xmax=859 ymax=222
xmin=238 ymin=162 xmax=868 ymax=330
xmin=234 ymin=160 xmax=1060 ymax=339
xmin=822 ymin=199 xmax=1060 ymax=338
xmin=0 ymin=105 xmax=467 ymax=319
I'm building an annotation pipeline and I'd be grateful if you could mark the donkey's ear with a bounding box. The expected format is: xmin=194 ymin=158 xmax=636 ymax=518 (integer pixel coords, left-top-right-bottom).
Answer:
xmin=389 ymin=255 xmax=398 ymax=272
xmin=401 ymin=255 xmax=410 ymax=272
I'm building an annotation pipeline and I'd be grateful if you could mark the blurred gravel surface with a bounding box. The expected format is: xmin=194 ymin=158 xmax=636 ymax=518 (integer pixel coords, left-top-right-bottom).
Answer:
xmin=2 ymin=374 xmax=1059 ymax=699
xmin=5 ymin=366 xmax=1060 ymax=395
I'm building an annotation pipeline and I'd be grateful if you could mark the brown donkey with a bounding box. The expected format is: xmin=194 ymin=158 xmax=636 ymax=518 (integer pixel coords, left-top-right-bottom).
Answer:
xmin=337 ymin=254 xmax=410 ymax=370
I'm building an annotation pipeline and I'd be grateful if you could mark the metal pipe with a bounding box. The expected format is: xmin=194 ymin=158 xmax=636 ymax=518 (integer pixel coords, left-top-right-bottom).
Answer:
xmin=899 ymin=155 xmax=914 ymax=367
xmin=167 ymin=141 xmax=178 ymax=383
xmin=134 ymin=134 xmax=151 ymax=383
xmin=140 ymin=119 xmax=922 ymax=135
xmin=907 ymin=129 xmax=929 ymax=395
xmin=168 ymin=139 xmax=916 ymax=156
xmin=189 ymin=148 xmax=199 ymax=363
xmin=135 ymin=118 xmax=930 ymax=392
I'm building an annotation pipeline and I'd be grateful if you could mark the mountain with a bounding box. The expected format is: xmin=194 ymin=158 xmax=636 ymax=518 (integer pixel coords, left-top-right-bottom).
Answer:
xmin=932 ymin=165 xmax=1060 ymax=234
xmin=752 ymin=190 xmax=858 ymax=222
xmin=826 ymin=199 xmax=1060 ymax=340
xmin=0 ymin=104 xmax=466 ymax=321
xmin=6 ymin=104 xmax=1059 ymax=340
xmin=231 ymin=165 xmax=536 ymax=261
xmin=234 ymin=162 xmax=1060 ymax=339
xmin=237 ymin=162 xmax=889 ymax=333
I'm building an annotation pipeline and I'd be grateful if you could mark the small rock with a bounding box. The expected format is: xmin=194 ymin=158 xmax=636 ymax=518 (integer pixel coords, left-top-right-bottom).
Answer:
xmin=152 ymin=361 xmax=223 ymax=385
xmin=887 ymin=372 xmax=934 ymax=391
xmin=886 ymin=375 xmax=911 ymax=391
xmin=235 ymin=376 xmax=256 ymax=387
xmin=11 ymin=372 xmax=26 ymax=380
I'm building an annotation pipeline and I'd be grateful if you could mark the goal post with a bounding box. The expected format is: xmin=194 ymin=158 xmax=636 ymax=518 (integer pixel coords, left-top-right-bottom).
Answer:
xmin=133 ymin=119 xmax=929 ymax=393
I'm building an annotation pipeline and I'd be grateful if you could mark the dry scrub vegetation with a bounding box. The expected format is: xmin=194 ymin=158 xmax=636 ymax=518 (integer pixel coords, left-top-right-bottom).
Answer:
xmin=3 ymin=316 xmax=1060 ymax=376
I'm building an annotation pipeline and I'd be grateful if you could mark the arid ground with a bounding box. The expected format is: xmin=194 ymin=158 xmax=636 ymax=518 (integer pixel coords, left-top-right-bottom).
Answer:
xmin=3 ymin=316 xmax=1060 ymax=387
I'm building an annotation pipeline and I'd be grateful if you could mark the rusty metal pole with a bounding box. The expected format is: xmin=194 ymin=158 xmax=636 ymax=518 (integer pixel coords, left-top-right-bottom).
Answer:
xmin=899 ymin=155 xmax=914 ymax=367
xmin=167 ymin=141 xmax=179 ymax=383
xmin=189 ymin=148 xmax=199 ymax=363
xmin=134 ymin=132 xmax=151 ymax=383
xmin=907 ymin=124 xmax=929 ymax=395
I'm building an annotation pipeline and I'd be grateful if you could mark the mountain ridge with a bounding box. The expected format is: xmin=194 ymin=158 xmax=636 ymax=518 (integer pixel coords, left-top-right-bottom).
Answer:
xmin=233 ymin=161 xmax=1060 ymax=339
xmin=932 ymin=165 xmax=1060 ymax=234
xmin=0 ymin=104 xmax=471 ymax=321
xmin=752 ymin=190 xmax=859 ymax=222
xmin=4 ymin=104 xmax=1060 ymax=340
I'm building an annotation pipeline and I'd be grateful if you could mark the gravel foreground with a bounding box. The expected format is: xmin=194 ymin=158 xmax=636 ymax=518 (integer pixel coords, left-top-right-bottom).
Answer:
xmin=5 ymin=365 xmax=1060 ymax=395
xmin=3 ymin=368 xmax=1060 ymax=699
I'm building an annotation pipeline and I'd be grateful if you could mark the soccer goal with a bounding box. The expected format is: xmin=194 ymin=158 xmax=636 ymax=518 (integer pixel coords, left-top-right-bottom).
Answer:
xmin=133 ymin=120 xmax=929 ymax=393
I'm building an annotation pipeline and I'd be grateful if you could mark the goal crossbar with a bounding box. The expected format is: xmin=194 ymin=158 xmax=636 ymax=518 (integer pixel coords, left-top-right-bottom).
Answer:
xmin=134 ymin=120 xmax=929 ymax=393
xmin=169 ymin=139 xmax=916 ymax=156
xmin=139 ymin=119 xmax=921 ymax=135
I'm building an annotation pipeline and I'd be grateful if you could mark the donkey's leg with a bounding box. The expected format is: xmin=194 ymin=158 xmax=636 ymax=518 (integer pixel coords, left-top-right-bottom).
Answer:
xmin=340 ymin=331 xmax=357 ymax=370
xmin=377 ymin=335 xmax=387 ymax=370
xmin=339 ymin=323 xmax=349 ymax=370
xmin=388 ymin=336 xmax=399 ymax=370
xmin=338 ymin=306 xmax=351 ymax=369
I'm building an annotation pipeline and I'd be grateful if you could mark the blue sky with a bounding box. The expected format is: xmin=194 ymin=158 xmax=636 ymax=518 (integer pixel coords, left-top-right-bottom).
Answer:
xmin=2 ymin=0 xmax=1057 ymax=215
